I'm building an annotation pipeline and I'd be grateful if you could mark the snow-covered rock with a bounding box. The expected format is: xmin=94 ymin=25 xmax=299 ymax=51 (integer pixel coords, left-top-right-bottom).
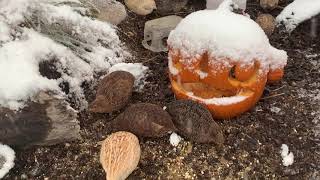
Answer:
xmin=276 ymin=0 xmax=320 ymax=32
xmin=0 ymin=144 xmax=15 ymax=179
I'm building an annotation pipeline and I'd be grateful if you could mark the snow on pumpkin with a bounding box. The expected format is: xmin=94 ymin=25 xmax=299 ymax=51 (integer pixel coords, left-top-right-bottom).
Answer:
xmin=167 ymin=0 xmax=288 ymax=119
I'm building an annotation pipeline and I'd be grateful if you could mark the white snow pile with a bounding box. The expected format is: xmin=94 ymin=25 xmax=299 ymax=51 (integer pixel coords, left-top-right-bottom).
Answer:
xmin=0 ymin=0 xmax=129 ymax=110
xmin=276 ymin=0 xmax=320 ymax=32
xmin=109 ymin=63 xmax=149 ymax=91
xmin=169 ymin=132 xmax=182 ymax=147
xmin=280 ymin=144 xmax=294 ymax=167
xmin=168 ymin=0 xmax=287 ymax=72
xmin=0 ymin=144 xmax=15 ymax=179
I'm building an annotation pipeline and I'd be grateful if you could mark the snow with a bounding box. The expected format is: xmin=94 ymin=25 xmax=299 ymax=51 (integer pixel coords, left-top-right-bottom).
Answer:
xmin=168 ymin=0 xmax=287 ymax=73
xmin=280 ymin=144 xmax=294 ymax=167
xmin=186 ymin=92 xmax=248 ymax=105
xmin=276 ymin=0 xmax=320 ymax=32
xmin=0 ymin=0 xmax=128 ymax=110
xmin=170 ymin=132 xmax=182 ymax=147
xmin=207 ymin=0 xmax=247 ymax=10
xmin=0 ymin=144 xmax=15 ymax=179
xmin=0 ymin=22 xmax=11 ymax=43
xmin=109 ymin=63 xmax=149 ymax=91
xmin=195 ymin=70 xmax=208 ymax=79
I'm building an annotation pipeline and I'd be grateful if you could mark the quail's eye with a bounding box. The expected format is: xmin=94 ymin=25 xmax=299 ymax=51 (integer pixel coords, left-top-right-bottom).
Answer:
xmin=229 ymin=65 xmax=236 ymax=79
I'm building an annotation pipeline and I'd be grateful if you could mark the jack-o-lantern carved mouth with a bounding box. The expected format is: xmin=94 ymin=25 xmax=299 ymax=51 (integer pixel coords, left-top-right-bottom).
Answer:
xmin=169 ymin=52 xmax=269 ymax=119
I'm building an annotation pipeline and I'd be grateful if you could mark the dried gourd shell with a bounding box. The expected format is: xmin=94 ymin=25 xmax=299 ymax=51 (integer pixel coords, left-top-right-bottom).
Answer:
xmin=166 ymin=100 xmax=224 ymax=144
xmin=89 ymin=71 xmax=135 ymax=113
xmin=111 ymin=103 xmax=176 ymax=137
xmin=100 ymin=131 xmax=141 ymax=180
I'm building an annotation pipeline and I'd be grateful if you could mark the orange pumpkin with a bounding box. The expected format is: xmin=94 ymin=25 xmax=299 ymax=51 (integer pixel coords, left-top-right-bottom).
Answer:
xmin=168 ymin=49 xmax=285 ymax=119
xmin=166 ymin=5 xmax=287 ymax=119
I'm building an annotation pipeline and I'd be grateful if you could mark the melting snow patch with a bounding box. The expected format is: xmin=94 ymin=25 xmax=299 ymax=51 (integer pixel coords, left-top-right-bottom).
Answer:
xmin=170 ymin=132 xmax=182 ymax=147
xmin=280 ymin=144 xmax=294 ymax=167
xmin=109 ymin=63 xmax=149 ymax=91
xmin=276 ymin=0 xmax=320 ymax=32
xmin=0 ymin=144 xmax=15 ymax=179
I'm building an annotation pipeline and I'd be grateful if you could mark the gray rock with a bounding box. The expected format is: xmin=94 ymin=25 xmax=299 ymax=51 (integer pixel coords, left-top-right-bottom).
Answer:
xmin=90 ymin=0 xmax=127 ymax=25
xmin=155 ymin=0 xmax=188 ymax=15
xmin=142 ymin=15 xmax=182 ymax=52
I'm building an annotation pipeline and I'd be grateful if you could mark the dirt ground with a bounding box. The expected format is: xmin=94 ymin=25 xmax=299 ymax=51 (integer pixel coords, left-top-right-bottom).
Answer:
xmin=6 ymin=0 xmax=320 ymax=179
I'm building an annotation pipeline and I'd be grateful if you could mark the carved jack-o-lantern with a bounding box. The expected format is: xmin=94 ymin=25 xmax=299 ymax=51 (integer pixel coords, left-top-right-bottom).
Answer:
xmin=167 ymin=4 xmax=287 ymax=119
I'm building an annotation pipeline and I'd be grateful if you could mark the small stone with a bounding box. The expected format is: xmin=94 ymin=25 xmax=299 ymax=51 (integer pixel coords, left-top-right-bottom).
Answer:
xmin=256 ymin=13 xmax=276 ymax=36
xmin=166 ymin=100 xmax=224 ymax=144
xmin=260 ymin=0 xmax=278 ymax=10
xmin=90 ymin=0 xmax=127 ymax=25
xmin=124 ymin=0 xmax=156 ymax=15
xmin=89 ymin=71 xmax=135 ymax=113
xmin=111 ymin=103 xmax=176 ymax=137
xmin=154 ymin=0 xmax=188 ymax=15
